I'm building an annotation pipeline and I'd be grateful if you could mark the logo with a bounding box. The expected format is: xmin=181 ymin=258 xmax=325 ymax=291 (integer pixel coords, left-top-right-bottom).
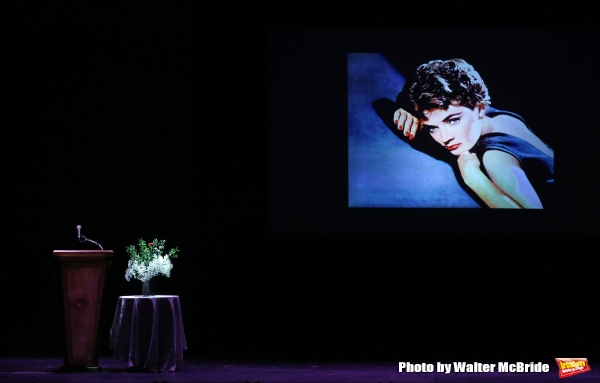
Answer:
xmin=555 ymin=358 xmax=591 ymax=378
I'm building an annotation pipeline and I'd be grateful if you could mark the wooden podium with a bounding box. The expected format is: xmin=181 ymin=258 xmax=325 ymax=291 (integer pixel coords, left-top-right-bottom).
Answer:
xmin=53 ymin=250 xmax=113 ymax=370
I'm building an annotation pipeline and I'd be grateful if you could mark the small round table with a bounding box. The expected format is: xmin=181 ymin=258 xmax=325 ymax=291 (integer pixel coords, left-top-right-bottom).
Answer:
xmin=109 ymin=295 xmax=187 ymax=372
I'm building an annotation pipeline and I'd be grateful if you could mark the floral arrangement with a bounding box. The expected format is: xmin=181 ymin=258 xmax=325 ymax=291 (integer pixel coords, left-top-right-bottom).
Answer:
xmin=125 ymin=238 xmax=180 ymax=282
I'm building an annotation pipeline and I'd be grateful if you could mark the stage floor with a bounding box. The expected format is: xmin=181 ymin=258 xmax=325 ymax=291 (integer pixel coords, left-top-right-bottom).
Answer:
xmin=0 ymin=356 xmax=597 ymax=382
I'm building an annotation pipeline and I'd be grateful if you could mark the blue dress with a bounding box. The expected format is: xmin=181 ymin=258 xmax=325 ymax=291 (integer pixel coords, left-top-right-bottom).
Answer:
xmin=470 ymin=107 xmax=555 ymax=208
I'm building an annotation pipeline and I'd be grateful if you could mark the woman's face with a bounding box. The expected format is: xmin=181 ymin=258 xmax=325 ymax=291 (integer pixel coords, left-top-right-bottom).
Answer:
xmin=422 ymin=105 xmax=483 ymax=156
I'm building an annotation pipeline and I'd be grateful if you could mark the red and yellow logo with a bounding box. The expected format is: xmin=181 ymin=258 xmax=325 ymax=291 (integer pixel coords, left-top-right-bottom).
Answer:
xmin=555 ymin=358 xmax=591 ymax=378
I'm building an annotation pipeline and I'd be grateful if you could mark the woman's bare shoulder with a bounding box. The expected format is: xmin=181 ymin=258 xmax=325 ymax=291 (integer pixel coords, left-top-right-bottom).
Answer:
xmin=488 ymin=114 xmax=554 ymax=158
xmin=488 ymin=114 xmax=528 ymax=136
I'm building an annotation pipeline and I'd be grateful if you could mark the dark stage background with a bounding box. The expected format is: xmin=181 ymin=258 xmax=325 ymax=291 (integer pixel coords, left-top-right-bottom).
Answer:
xmin=3 ymin=2 xmax=599 ymax=366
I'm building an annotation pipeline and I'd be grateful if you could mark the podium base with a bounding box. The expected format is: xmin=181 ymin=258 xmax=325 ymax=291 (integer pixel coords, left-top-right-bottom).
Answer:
xmin=57 ymin=365 xmax=103 ymax=372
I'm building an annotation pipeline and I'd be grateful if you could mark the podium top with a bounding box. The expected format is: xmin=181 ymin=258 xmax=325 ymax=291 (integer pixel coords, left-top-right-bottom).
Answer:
xmin=53 ymin=250 xmax=114 ymax=262
xmin=53 ymin=250 xmax=114 ymax=255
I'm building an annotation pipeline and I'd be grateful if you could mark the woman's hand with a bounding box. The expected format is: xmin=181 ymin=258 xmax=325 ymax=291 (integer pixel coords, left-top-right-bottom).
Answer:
xmin=393 ymin=108 xmax=421 ymax=140
xmin=457 ymin=150 xmax=481 ymax=181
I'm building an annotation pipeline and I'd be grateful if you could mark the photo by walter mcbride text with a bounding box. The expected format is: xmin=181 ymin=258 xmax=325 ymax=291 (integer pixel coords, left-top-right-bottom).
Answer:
xmin=398 ymin=361 xmax=551 ymax=373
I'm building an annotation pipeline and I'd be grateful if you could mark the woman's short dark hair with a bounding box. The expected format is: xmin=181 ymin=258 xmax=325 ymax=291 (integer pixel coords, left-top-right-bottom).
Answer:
xmin=402 ymin=58 xmax=491 ymax=119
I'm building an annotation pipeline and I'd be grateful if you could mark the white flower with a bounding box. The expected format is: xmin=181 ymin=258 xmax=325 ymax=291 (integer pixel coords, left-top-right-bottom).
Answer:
xmin=125 ymin=255 xmax=174 ymax=282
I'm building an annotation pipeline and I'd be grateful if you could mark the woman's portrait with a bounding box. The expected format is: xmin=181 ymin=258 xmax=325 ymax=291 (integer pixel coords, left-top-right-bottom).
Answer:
xmin=269 ymin=28 xmax=596 ymax=232
xmin=348 ymin=54 xmax=555 ymax=209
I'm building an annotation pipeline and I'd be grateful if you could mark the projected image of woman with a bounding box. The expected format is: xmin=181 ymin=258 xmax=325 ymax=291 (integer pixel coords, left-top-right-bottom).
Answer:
xmin=393 ymin=59 xmax=554 ymax=209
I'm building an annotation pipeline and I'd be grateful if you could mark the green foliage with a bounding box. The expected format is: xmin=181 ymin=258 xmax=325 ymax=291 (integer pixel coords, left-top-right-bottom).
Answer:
xmin=125 ymin=238 xmax=180 ymax=267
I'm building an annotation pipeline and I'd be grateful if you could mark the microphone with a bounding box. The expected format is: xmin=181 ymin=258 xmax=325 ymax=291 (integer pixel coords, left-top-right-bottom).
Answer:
xmin=76 ymin=225 xmax=103 ymax=250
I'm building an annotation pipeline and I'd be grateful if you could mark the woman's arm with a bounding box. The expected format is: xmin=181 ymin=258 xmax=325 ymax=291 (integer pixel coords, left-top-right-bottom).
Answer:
xmin=481 ymin=150 xmax=543 ymax=209
xmin=458 ymin=151 xmax=524 ymax=208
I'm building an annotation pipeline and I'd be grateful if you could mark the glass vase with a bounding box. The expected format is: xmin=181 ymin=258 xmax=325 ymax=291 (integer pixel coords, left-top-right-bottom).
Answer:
xmin=141 ymin=278 xmax=157 ymax=296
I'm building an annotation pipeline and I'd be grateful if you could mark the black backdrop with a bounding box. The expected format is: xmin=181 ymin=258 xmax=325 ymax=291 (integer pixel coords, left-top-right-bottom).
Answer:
xmin=3 ymin=2 xmax=599 ymax=363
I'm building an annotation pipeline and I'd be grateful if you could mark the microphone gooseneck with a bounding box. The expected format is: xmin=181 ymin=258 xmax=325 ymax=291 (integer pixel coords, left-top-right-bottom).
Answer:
xmin=76 ymin=225 xmax=104 ymax=250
